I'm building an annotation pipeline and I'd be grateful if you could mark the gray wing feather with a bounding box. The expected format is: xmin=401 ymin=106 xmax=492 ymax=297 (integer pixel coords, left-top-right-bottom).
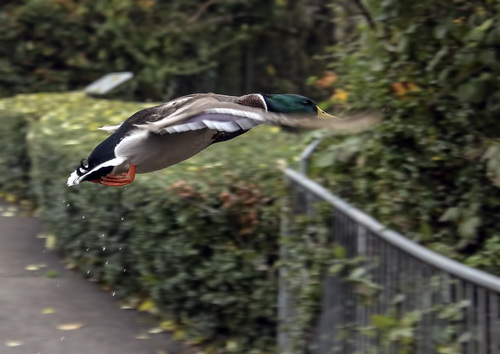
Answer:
xmin=135 ymin=101 xmax=380 ymax=135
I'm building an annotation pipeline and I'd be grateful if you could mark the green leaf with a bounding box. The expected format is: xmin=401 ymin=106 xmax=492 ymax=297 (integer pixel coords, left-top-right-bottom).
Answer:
xmin=458 ymin=216 xmax=481 ymax=240
xmin=439 ymin=207 xmax=460 ymax=222
xmin=332 ymin=245 xmax=346 ymax=259
xmin=427 ymin=46 xmax=448 ymax=72
xmin=466 ymin=18 xmax=494 ymax=42
xmin=371 ymin=314 xmax=397 ymax=331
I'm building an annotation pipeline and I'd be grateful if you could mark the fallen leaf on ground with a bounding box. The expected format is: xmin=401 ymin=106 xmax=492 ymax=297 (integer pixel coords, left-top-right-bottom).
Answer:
xmin=148 ymin=327 xmax=165 ymax=334
xmin=5 ymin=340 xmax=23 ymax=347
xmin=138 ymin=299 xmax=155 ymax=312
xmin=159 ymin=320 xmax=176 ymax=331
xmin=43 ymin=270 xmax=59 ymax=278
xmin=57 ymin=323 xmax=85 ymax=331
xmin=45 ymin=235 xmax=56 ymax=250
xmin=42 ymin=308 xmax=55 ymax=314
xmin=25 ymin=265 xmax=40 ymax=271
xmin=119 ymin=304 xmax=134 ymax=310
xmin=135 ymin=334 xmax=151 ymax=340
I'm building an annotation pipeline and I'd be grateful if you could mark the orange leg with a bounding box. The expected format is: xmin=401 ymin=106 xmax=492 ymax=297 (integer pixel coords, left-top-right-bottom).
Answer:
xmin=100 ymin=164 xmax=137 ymax=187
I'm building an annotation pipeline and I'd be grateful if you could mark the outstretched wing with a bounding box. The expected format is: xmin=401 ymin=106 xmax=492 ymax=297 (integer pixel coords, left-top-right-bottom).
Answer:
xmin=159 ymin=111 xmax=263 ymax=134
xmin=135 ymin=102 xmax=380 ymax=135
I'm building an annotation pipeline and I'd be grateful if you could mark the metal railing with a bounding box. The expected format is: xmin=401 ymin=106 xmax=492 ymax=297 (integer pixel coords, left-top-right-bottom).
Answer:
xmin=279 ymin=167 xmax=500 ymax=354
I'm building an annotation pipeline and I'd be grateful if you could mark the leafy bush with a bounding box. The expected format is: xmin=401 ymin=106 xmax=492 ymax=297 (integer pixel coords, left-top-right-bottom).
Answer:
xmin=0 ymin=92 xmax=303 ymax=351
xmin=309 ymin=1 xmax=500 ymax=274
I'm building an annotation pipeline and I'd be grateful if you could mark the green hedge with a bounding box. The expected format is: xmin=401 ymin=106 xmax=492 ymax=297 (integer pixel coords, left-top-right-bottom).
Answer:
xmin=0 ymin=92 xmax=81 ymax=200
xmin=1 ymin=92 xmax=304 ymax=352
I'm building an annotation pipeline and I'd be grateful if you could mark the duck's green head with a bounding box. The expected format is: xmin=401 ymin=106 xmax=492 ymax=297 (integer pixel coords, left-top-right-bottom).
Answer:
xmin=261 ymin=94 xmax=335 ymax=118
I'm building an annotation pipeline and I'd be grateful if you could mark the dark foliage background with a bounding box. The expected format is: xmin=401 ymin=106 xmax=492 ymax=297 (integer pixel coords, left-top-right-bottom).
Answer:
xmin=0 ymin=0 xmax=334 ymax=100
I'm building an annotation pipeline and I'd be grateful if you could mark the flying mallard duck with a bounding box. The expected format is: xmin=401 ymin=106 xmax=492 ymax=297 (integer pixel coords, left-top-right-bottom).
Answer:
xmin=67 ymin=93 xmax=379 ymax=187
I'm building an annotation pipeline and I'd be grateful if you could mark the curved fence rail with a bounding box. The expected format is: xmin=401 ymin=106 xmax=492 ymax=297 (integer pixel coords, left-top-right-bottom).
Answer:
xmin=279 ymin=168 xmax=500 ymax=354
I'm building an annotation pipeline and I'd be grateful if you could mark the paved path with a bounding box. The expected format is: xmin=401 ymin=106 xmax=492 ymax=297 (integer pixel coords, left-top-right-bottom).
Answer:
xmin=0 ymin=199 xmax=195 ymax=354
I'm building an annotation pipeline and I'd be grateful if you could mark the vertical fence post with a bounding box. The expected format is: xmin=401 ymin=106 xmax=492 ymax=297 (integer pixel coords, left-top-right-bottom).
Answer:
xmin=300 ymin=139 xmax=320 ymax=175
xmin=278 ymin=189 xmax=292 ymax=353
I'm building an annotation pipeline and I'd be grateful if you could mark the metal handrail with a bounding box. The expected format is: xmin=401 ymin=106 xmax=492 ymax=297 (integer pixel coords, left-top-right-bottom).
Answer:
xmin=284 ymin=168 xmax=500 ymax=293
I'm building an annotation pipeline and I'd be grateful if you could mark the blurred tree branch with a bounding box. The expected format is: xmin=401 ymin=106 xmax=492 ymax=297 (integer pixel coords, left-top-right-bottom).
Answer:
xmin=351 ymin=0 xmax=376 ymax=30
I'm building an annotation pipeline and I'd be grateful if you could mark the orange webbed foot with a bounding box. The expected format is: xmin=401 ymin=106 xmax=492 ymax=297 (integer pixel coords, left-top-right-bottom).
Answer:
xmin=100 ymin=164 xmax=136 ymax=187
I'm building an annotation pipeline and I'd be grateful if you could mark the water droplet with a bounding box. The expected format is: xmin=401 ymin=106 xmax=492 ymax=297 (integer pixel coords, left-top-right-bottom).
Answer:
xmin=102 ymin=247 xmax=106 ymax=251
xmin=120 ymin=217 xmax=124 ymax=221
xmin=101 ymin=234 xmax=105 ymax=238
xmin=87 ymin=270 xmax=90 ymax=274
xmin=86 ymin=248 xmax=89 ymax=252
xmin=112 ymin=292 xmax=116 ymax=296
xmin=81 ymin=216 xmax=85 ymax=219
xmin=105 ymin=261 xmax=109 ymax=265
xmin=62 ymin=200 xmax=66 ymax=203
xmin=60 ymin=337 xmax=65 ymax=341
xmin=118 ymin=247 xmax=122 ymax=251
xmin=123 ymin=269 xmax=127 ymax=272
xmin=66 ymin=204 xmax=70 ymax=207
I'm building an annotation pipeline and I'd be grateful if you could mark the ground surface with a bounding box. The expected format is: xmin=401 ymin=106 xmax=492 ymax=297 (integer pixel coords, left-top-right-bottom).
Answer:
xmin=0 ymin=199 xmax=195 ymax=354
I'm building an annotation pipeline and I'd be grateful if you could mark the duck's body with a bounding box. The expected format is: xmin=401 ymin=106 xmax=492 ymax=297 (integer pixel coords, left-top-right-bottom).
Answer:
xmin=67 ymin=93 xmax=378 ymax=187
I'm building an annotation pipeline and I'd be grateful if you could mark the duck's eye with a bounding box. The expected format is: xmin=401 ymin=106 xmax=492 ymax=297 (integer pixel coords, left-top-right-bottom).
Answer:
xmin=302 ymin=100 xmax=313 ymax=106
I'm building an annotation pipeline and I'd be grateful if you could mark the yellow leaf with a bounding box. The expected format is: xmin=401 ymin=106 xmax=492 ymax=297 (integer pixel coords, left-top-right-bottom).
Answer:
xmin=25 ymin=264 xmax=40 ymax=271
xmin=188 ymin=336 xmax=206 ymax=345
xmin=332 ymin=89 xmax=348 ymax=102
xmin=42 ymin=308 xmax=55 ymax=314
xmin=65 ymin=263 xmax=77 ymax=270
xmin=138 ymin=299 xmax=155 ymax=312
xmin=5 ymin=340 xmax=23 ymax=347
xmin=148 ymin=327 xmax=165 ymax=334
xmin=119 ymin=304 xmax=134 ymax=310
xmin=135 ymin=334 xmax=151 ymax=340
xmin=159 ymin=320 xmax=176 ymax=331
xmin=45 ymin=235 xmax=56 ymax=250
xmin=173 ymin=329 xmax=186 ymax=340
xmin=266 ymin=65 xmax=276 ymax=76
xmin=57 ymin=323 xmax=85 ymax=331
xmin=226 ymin=340 xmax=238 ymax=351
